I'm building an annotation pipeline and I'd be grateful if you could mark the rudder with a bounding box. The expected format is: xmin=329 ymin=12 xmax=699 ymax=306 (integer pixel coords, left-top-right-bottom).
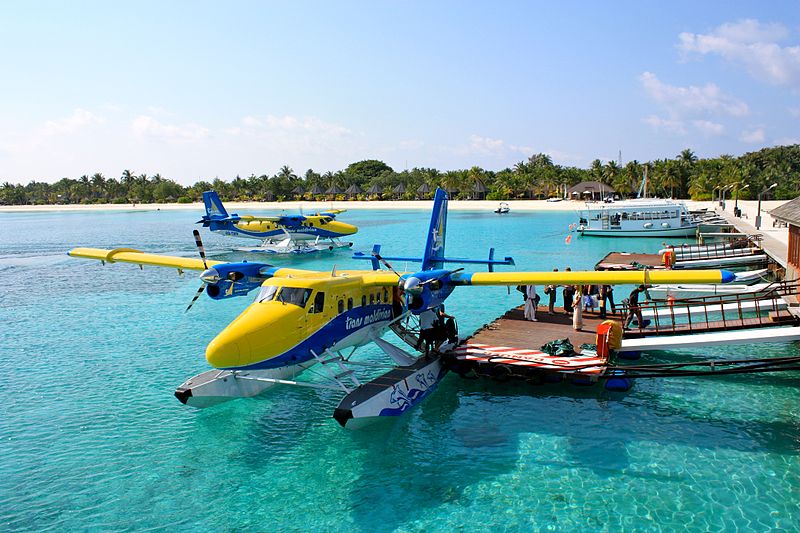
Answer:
xmin=202 ymin=191 xmax=229 ymax=218
xmin=421 ymin=188 xmax=448 ymax=271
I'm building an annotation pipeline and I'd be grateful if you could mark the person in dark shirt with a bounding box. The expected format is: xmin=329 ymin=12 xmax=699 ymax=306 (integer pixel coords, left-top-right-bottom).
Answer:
xmin=562 ymin=267 xmax=576 ymax=313
xmin=624 ymin=285 xmax=650 ymax=329
xmin=545 ymin=268 xmax=558 ymax=314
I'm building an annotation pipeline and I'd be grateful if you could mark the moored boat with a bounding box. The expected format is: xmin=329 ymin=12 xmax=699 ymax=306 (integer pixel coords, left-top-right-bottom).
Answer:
xmin=577 ymin=199 xmax=700 ymax=237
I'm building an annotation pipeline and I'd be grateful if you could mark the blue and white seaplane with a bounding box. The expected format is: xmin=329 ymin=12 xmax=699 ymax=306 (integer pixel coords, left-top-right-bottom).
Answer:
xmin=198 ymin=190 xmax=358 ymax=254
xmin=68 ymin=189 xmax=734 ymax=428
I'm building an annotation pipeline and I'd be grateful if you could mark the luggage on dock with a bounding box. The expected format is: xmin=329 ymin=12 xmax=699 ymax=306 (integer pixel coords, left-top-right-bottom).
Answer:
xmin=540 ymin=338 xmax=574 ymax=357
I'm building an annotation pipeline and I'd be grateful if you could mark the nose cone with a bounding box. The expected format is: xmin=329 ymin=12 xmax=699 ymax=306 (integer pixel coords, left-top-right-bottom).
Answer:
xmin=404 ymin=277 xmax=422 ymax=292
xmin=204 ymin=301 xmax=304 ymax=369
xmin=205 ymin=326 xmax=247 ymax=369
xmin=331 ymin=221 xmax=358 ymax=236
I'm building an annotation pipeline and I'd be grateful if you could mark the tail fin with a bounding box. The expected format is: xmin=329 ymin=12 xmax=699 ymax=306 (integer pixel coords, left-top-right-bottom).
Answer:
xmin=202 ymin=191 xmax=229 ymax=218
xmin=421 ymin=188 xmax=448 ymax=270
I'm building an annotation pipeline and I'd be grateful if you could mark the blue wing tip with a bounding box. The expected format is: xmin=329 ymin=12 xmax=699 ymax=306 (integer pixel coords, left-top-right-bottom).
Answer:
xmin=720 ymin=270 xmax=736 ymax=283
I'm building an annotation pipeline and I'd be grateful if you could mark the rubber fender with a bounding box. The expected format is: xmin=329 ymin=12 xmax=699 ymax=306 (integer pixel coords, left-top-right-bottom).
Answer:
xmin=596 ymin=320 xmax=623 ymax=357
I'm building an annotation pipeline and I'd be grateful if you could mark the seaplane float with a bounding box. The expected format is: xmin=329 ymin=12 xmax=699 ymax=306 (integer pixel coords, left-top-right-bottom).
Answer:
xmin=198 ymin=190 xmax=357 ymax=254
xmin=68 ymin=189 xmax=735 ymax=428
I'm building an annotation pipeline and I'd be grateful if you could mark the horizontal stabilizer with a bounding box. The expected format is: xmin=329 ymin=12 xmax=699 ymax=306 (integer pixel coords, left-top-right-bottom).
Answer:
xmin=374 ymin=338 xmax=417 ymax=367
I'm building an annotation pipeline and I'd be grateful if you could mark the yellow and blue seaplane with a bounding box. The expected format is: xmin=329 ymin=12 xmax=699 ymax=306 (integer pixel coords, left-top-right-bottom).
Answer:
xmin=68 ymin=188 xmax=735 ymax=428
xmin=198 ymin=190 xmax=357 ymax=254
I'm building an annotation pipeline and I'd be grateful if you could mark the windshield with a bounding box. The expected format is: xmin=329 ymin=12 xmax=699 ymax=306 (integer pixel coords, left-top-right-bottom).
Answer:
xmin=256 ymin=285 xmax=279 ymax=303
xmin=276 ymin=287 xmax=313 ymax=308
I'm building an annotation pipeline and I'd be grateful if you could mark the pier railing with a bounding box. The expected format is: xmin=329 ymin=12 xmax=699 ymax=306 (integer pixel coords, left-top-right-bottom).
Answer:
xmin=622 ymin=282 xmax=800 ymax=336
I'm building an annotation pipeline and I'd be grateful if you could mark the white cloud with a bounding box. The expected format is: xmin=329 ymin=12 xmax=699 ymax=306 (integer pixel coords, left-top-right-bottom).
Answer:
xmin=43 ymin=108 xmax=105 ymax=135
xmin=775 ymin=137 xmax=800 ymax=146
xmin=693 ymin=120 xmax=725 ymax=136
xmin=640 ymin=72 xmax=749 ymax=117
xmin=131 ymin=116 xmax=210 ymax=142
xmin=678 ymin=19 xmax=800 ymax=87
xmin=740 ymin=127 xmax=766 ymax=143
xmin=468 ymin=134 xmax=506 ymax=156
xmin=642 ymin=115 xmax=687 ymax=135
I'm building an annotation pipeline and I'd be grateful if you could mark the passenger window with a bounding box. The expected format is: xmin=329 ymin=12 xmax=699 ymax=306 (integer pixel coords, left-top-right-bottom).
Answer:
xmin=370 ymin=294 xmax=375 ymax=304
xmin=361 ymin=295 xmax=366 ymax=306
xmin=383 ymin=289 xmax=389 ymax=302
xmin=376 ymin=292 xmax=381 ymax=303
xmin=347 ymin=298 xmax=353 ymax=310
xmin=313 ymin=292 xmax=325 ymax=313
xmin=338 ymin=299 xmax=344 ymax=313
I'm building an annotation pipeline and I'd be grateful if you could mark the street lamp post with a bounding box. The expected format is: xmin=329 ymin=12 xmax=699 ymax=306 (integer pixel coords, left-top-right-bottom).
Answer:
xmin=712 ymin=186 xmax=721 ymax=209
xmin=755 ymin=183 xmax=778 ymax=230
xmin=734 ymin=184 xmax=749 ymax=217
xmin=721 ymin=184 xmax=735 ymax=210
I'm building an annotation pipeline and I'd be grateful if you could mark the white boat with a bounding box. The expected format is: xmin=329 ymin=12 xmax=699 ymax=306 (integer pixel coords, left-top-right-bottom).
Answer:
xmin=577 ymin=199 xmax=700 ymax=237
xmin=648 ymin=282 xmax=774 ymax=298
xmin=494 ymin=202 xmax=510 ymax=214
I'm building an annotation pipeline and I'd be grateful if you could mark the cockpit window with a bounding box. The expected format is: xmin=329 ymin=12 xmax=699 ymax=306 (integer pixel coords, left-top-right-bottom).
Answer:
xmin=256 ymin=285 xmax=279 ymax=303
xmin=276 ymin=287 xmax=313 ymax=308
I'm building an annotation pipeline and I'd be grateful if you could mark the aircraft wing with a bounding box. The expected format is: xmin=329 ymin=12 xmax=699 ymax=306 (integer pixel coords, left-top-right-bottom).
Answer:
xmin=238 ymin=215 xmax=282 ymax=222
xmin=357 ymin=271 xmax=405 ymax=286
xmin=68 ymin=248 xmax=224 ymax=271
xmin=315 ymin=209 xmax=346 ymax=216
xmin=452 ymin=269 xmax=734 ymax=286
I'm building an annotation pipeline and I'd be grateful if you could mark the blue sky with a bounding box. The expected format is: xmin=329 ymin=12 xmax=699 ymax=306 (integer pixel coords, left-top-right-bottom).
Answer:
xmin=1 ymin=1 xmax=798 ymax=184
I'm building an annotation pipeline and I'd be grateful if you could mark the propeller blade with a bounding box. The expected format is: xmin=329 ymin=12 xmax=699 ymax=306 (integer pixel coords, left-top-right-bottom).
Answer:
xmin=185 ymin=284 xmax=205 ymax=313
xmin=192 ymin=229 xmax=208 ymax=270
xmin=371 ymin=251 xmax=402 ymax=278
xmin=419 ymin=267 xmax=465 ymax=286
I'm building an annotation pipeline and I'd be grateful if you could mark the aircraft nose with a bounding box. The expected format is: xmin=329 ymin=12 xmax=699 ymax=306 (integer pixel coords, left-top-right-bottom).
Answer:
xmin=336 ymin=222 xmax=358 ymax=235
xmin=205 ymin=328 xmax=249 ymax=368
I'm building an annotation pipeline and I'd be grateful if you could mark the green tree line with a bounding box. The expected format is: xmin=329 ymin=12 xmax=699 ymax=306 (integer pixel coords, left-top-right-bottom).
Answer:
xmin=2 ymin=145 xmax=798 ymax=205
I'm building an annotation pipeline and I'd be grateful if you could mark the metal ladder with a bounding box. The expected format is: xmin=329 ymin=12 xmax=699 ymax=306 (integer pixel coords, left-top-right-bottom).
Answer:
xmin=310 ymin=348 xmax=362 ymax=393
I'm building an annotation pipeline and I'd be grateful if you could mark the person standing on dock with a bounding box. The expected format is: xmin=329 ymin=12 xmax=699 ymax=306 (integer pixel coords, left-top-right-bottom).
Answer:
xmin=545 ymin=268 xmax=558 ymax=314
xmin=624 ymin=285 xmax=650 ymax=330
xmin=599 ymin=285 xmax=613 ymax=318
xmin=524 ymin=285 xmax=538 ymax=321
xmin=563 ymin=267 xmax=575 ymax=314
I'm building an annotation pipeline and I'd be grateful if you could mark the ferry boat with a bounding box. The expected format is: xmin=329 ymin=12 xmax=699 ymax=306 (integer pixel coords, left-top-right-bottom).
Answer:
xmin=577 ymin=199 xmax=700 ymax=237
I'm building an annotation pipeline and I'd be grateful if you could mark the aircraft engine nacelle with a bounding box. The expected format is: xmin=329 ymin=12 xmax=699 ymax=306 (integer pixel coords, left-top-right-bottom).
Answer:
xmin=200 ymin=262 xmax=272 ymax=300
xmin=403 ymin=269 xmax=456 ymax=314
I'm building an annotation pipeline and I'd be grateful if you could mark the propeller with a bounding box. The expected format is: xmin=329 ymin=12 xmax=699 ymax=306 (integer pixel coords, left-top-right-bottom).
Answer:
xmin=185 ymin=229 xmax=211 ymax=313
xmin=404 ymin=268 xmax=464 ymax=292
xmin=371 ymin=251 xmax=403 ymax=279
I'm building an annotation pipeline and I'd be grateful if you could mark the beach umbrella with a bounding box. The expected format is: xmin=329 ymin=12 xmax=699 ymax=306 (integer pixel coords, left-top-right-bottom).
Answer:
xmin=393 ymin=183 xmax=406 ymax=194
xmin=367 ymin=184 xmax=383 ymax=194
xmin=310 ymin=184 xmax=324 ymax=195
xmin=325 ymin=185 xmax=344 ymax=199
xmin=291 ymin=185 xmax=305 ymax=194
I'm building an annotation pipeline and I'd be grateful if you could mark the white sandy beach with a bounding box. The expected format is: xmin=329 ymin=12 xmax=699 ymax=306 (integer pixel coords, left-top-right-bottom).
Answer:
xmin=0 ymin=198 xmax=741 ymax=213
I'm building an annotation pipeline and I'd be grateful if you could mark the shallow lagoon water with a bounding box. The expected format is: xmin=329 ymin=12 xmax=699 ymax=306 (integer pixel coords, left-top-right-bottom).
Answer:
xmin=1 ymin=207 xmax=799 ymax=531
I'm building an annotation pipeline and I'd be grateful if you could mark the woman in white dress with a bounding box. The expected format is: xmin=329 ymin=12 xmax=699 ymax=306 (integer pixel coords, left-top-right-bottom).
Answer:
xmin=524 ymin=284 xmax=538 ymax=321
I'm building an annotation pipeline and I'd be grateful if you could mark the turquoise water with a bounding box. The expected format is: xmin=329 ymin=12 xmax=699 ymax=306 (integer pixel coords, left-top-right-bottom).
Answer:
xmin=1 ymin=208 xmax=799 ymax=531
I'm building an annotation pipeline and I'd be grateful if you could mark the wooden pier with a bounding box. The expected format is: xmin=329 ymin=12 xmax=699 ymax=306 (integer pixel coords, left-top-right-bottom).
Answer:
xmin=465 ymin=305 xmax=617 ymax=355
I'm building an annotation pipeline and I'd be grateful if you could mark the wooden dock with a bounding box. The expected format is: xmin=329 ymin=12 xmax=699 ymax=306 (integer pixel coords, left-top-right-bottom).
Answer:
xmin=465 ymin=305 xmax=621 ymax=355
